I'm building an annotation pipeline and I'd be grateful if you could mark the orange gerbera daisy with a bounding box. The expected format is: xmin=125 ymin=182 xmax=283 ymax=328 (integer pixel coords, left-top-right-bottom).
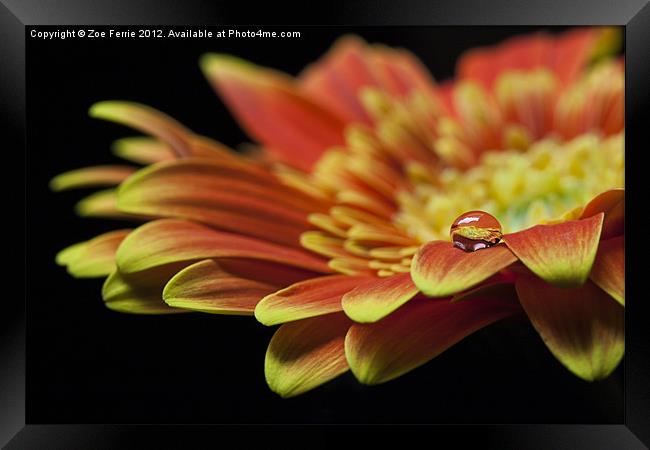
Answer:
xmin=53 ymin=27 xmax=624 ymax=397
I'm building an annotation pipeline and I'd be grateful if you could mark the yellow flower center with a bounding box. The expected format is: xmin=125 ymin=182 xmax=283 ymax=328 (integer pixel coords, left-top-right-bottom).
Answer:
xmin=396 ymin=132 xmax=623 ymax=241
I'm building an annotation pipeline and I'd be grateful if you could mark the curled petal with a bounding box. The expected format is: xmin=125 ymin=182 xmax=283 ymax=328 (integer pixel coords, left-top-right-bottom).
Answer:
xmin=163 ymin=259 xmax=276 ymax=315
xmin=102 ymin=264 xmax=189 ymax=314
xmin=255 ymin=275 xmax=368 ymax=326
xmin=411 ymin=241 xmax=517 ymax=297
xmin=345 ymin=296 xmax=520 ymax=385
xmin=504 ymin=214 xmax=603 ymax=287
xmin=589 ymin=236 xmax=624 ymax=306
xmin=62 ymin=229 xmax=132 ymax=278
xmin=265 ymin=313 xmax=351 ymax=398
xmin=342 ymin=273 xmax=420 ymax=323
xmin=55 ymin=241 xmax=87 ymax=267
xmin=201 ymin=54 xmax=346 ymax=171
xmin=581 ymin=189 xmax=624 ymax=240
xmin=515 ymin=275 xmax=624 ymax=381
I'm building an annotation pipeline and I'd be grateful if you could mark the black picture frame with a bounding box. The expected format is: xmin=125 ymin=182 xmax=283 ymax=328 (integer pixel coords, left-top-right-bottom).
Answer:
xmin=6 ymin=0 xmax=649 ymax=448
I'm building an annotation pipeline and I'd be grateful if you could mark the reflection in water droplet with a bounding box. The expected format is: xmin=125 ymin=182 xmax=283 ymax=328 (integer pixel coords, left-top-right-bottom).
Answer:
xmin=450 ymin=211 xmax=503 ymax=252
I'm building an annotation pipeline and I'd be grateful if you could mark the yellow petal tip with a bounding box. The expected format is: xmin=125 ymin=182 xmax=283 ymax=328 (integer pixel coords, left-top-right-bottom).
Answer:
xmin=89 ymin=100 xmax=145 ymax=121
xmin=88 ymin=100 xmax=120 ymax=118
xmin=199 ymin=53 xmax=255 ymax=79
xmin=48 ymin=174 xmax=65 ymax=192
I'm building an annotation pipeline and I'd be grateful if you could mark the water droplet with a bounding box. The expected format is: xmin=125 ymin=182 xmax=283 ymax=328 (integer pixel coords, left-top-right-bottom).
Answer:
xmin=450 ymin=211 xmax=503 ymax=252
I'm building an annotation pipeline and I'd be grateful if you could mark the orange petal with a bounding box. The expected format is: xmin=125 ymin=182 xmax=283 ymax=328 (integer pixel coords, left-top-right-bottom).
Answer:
xmin=589 ymin=236 xmax=624 ymax=306
xmin=458 ymin=33 xmax=552 ymax=87
xmin=345 ymin=296 xmax=520 ymax=385
xmin=504 ymin=214 xmax=603 ymax=287
xmin=581 ymin=189 xmax=624 ymax=240
xmin=370 ymin=45 xmax=439 ymax=99
xmin=265 ymin=313 xmax=351 ymax=397
xmin=62 ymin=229 xmax=132 ymax=278
xmin=117 ymin=158 xmax=322 ymax=247
xmin=116 ymin=219 xmax=331 ymax=275
xmin=255 ymin=275 xmax=369 ymax=326
xmin=551 ymin=28 xmax=610 ymax=85
xmin=74 ymin=189 xmax=142 ymax=220
xmin=342 ymin=273 xmax=419 ymax=323
xmin=163 ymin=259 xmax=276 ymax=315
xmin=515 ymin=275 xmax=624 ymax=381
xmin=457 ymin=28 xmax=607 ymax=88
xmin=89 ymin=101 xmax=195 ymax=157
xmin=201 ymin=54 xmax=346 ymax=171
xmin=102 ymin=265 xmax=190 ymax=314
xmin=112 ymin=137 xmax=175 ymax=164
xmin=50 ymin=165 xmax=136 ymax=191
xmin=411 ymin=241 xmax=517 ymax=297
xmin=299 ymin=36 xmax=378 ymax=124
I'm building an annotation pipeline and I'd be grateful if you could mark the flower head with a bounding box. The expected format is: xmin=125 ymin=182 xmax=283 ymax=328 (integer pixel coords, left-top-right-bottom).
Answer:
xmin=53 ymin=27 xmax=624 ymax=397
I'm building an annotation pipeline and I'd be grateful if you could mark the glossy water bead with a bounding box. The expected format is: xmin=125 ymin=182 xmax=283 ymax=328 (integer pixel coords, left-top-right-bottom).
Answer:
xmin=450 ymin=211 xmax=503 ymax=252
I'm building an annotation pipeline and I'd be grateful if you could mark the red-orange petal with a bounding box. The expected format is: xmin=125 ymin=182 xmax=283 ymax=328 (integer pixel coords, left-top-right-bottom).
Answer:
xmin=255 ymin=275 xmax=369 ymax=326
xmin=458 ymin=33 xmax=552 ymax=88
xmin=551 ymin=27 xmax=610 ymax=85
xmin=299 ymin=36 xmax=378 ymax=125
xmin=515 ymin=275 xmax=624 ymax=381
xmin=589 ymin=236 xmax=624 ymax=306
xmin=163 ymin=259 xmax=276 ymax=315
xmin=116 ymin=219 xmax=331 ymax=275
xmin=117 ymin=158 xmax=324 ymax=247
xmin=581 ymin=189 xmax=624 ymax=240
xmin=504 ymin=214 xmax=603 ymax=288
xmin=345 ymin=296 xmax=520 ymax=385
xmin=342 ymin=273 xmax=420 ymax=323
xmin=457 ymin=28 xmax=607 ymax=88
xmin=371 ymin=46 xmax=440 ymax=100
xmin=201 ymin=54 xmax=346 ymax=171
xmin=411 ymin=241 xmax=517 ymax=297
xmin=265 ymin=313 xmax=351 ymax=397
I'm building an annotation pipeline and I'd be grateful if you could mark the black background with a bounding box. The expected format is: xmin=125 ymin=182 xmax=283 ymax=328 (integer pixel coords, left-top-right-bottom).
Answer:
xmin=27 ymin=26 xmax=624 ymax=424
